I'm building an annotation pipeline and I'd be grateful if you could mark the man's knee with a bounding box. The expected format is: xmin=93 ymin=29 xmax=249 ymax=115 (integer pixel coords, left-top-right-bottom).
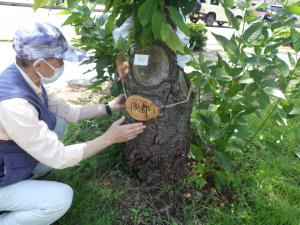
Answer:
xmin=51 ymin=183 xmax=73 ymax=214
xmin=0 ymin=182 xmax=73 ymax=225
xmin=41 ymin=182 xmax=73 ymax=222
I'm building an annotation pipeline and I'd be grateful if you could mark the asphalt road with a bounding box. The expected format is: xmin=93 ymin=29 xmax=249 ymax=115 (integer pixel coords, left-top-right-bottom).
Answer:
xmin=206 ymin=25 xmax=235 ymax=45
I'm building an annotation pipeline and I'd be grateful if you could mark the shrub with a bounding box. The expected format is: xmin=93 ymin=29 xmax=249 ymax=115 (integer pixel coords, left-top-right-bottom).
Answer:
xmin=187 ymin=22 xmax=207 ymax=51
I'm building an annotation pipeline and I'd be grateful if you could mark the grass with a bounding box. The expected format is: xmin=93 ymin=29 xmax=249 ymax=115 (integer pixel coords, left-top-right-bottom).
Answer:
xmin=203 ymin=110 xmax=300 ymax=225
xmin=45 ymin=106 xmax=300 ymax=225
xmin=204 ymin=149 xmax=300 ymax=225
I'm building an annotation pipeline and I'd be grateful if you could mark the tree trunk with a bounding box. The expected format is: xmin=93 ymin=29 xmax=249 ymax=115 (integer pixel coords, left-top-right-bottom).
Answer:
xmin=124 ymin=44 xmax=193 ymax=184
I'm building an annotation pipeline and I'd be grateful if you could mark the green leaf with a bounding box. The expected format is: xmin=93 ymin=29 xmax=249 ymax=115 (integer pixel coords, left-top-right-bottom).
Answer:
xmin=295 ymin=58 xmax=300 ymax=73
xmin=285 ymin=5 xmax=300 ymax=16
xmin=215 ymin=170 xmax=228 ymax=191
xmin=177 ymin=0 xmax=195 ymax=16
xmin=208 ymin=104 xmax=220 ymax=112
xmin=95 ymin=56 xmax=110 ymax=74
xmin=171 ymin=218 xmax=179 ymax=225
xmin=214 ymin=67 xmax=232 ymax=81
xmin=214 ymin=151 xmax=232 ymax=172
xmin=242 ymin=22 xmax=263 ymax=42
xmin=273 ymin=26 xmax=291 ymax=40
xmin=235 ymin=124 xmax=253 ymax=139
xmin=116 ymin=37 xmax=131 ymax=54
xmin=289 ymin=108 xmax=300 ymax=115
xmin=224 ymin=7 xmax=240 ymax=30
xmin=295 ymin=151 xmax=300 ymax=159
xmin=225 ymin=146 xmax=242 ymax=154
xmin=286 ymin=79 xmax=300 ymax=92
xmin=275 ymin=57 xmax=290 ymax=76
xmin=161 ymin=23 xmax=185 ymax=53
xmin=257 ymin=90 xmax=270 ymax=108
xmin=216 ymin=76 xmax=232 ymax=82
xmin=103 ymin=0 xmax=111 ymax=10
xmin=212 ymin=33 xmax=238 ymax=60
xmin=195 ymin=163 xmax=205 ymax=175
xmin=67 ymin=0 xmax=79 ymax=9
xmin=33 ymin=0 xmax=47 ymax=11
xmin=137 ymin=0 xmax=158 ymax=27
xmin=168 ymin=30 xmax=185 ymax=54
xmin=245 ymin=9 xmax=257 ymax=23
xmin=189 ymin=144 xmax=204 ymax=161
xmin=245 ymin=56 xmax=272 ymax=66
xmin=240 ymin=78 xmax=254 ymax=84
xmin=161 ymin=22 xmax=172 ymax=42
xmin=62 ymin=13 xmax=82 ymax=26
xmin=264 ymin=87 xmax=286 ymax=100
xmin=288 ymin=52 xmax=296 ymax=66
xmin=255 ymin=3 xmax=269 ymax=11
xmin=151 ymin=11 xmax=164 ymax=40
xmin=223 ymin=0 xmax=234 ymax=7
xmin=291 ymin=27 xmax=300 ymax=52
xmin=167 ymin=6 xmax=190 ymax=36
xmin=140 ymin=23 xmax=154 ymax=46
xmin=111 ymin=81 xmax=123 ymax=97
xmin=189 ymin=175 xmax=207 ymax=189
xmin=277 ymin=108 xmax=288 ymax=126
xmin=104 ymin=13 xmax=116 ymax=34
xmin=56 ymin=9 xmax=73 ymax=15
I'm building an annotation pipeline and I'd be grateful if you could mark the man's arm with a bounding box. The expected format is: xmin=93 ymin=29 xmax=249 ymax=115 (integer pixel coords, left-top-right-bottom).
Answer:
xmin=0 ymin=98 xmax=84 ymax=169
xmin=78 ymin=56 xmax=129 ymax=121
xmin=82 ymin=116 xmax=145 ymax=159
xmin=48 ymin=87 xmax=126 ymax=122
xmin=77 ymin=94 xmax=126 ymax=121
xmin=0 ymin=99 xmax=146 ymax=168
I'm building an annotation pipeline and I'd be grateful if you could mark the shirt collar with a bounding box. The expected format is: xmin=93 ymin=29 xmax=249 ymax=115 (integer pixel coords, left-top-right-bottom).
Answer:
xmin=15 ymin=62 xmax=42 ymax=95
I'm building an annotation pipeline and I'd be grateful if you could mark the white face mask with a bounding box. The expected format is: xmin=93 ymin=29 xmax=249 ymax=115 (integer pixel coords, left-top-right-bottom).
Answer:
xmin=36 ymin=58 xmax=64 ymax=84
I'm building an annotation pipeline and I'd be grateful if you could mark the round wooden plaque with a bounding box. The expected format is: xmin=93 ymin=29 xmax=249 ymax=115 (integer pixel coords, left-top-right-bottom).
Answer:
xmin=125 ymin=95 xmax=161 ymax=121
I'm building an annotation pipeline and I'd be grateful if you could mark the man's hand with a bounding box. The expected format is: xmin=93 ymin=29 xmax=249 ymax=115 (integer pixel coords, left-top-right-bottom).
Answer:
xmin=103 ymin=116 xmax=146 ymax=144
xmin=82 ymin=116 xmax=146 ymax=160
xmin=116 ymin=54 xmax=129 ymax=82
xmin=109 ymin=94 xmax=126 ymax=112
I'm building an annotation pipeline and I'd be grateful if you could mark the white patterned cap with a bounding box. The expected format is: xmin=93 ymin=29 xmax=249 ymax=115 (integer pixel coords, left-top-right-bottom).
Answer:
xmin=13 ymin=22 xmax=85 ymax=62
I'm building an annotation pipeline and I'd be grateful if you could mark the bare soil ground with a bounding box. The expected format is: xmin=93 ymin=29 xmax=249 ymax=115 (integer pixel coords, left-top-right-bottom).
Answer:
xmin=47 ymin=83 xmax=105 ymax=104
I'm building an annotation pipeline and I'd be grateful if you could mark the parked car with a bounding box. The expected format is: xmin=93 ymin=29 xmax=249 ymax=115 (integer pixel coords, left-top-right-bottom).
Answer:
xmin=189 ymin=0 xmax=243 ymax=27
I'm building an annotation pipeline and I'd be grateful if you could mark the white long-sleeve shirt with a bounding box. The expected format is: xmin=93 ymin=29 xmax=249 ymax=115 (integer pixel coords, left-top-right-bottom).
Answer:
xmin=0 ymin=64 xmax=84 ymax=169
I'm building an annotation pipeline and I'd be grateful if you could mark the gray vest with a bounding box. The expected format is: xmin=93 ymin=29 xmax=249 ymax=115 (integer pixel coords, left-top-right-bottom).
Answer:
xmin=0 ymin=64 xmax=56 ymax=187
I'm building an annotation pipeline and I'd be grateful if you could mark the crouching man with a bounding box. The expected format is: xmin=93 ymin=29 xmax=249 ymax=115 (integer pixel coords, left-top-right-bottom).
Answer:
xmin=0 ymin=22 xmax=145 ymax=225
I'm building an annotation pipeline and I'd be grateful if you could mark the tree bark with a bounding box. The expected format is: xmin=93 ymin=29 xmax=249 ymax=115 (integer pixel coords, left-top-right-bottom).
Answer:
xmin=124 ymin=44 xmax=193 ymax=184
